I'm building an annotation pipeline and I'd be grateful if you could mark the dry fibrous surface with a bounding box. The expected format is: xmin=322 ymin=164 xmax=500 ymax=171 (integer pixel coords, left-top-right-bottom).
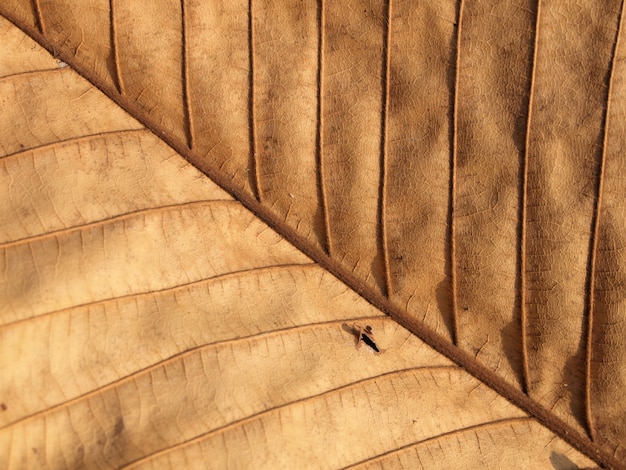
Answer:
xmin=1 ymin=1 xmax=625 ymax=468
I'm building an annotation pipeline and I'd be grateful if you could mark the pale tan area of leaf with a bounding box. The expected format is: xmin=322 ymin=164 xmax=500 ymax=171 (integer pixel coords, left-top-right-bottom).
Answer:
xmin=128 ymin=374 xmax=531 ymax=470
xmin=0 ymin=68 xmax=143 ymax=157
xmin=353 ymin=420 xmax=599 ymax=470
xmin=1 ymin=267 xmax=385 ymax=426
xmin=0 ymin=130 xmax=231 ymax=244
xmin=0 ymin=15 xmax=599 ymax=470
xmin=0 ymin=16 xmax=56 ymax=77
xmin=1 ymin=199 xmax=310 ymax=323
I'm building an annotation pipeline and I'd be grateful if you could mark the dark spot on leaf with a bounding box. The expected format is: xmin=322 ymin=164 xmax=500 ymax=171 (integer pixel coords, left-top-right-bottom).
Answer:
xmin=341 ymin=323 xmax=356 ymax=337
xmin=361 ymin=332 xmax=380 ymax=353
xmin=75 ymin=445 xmax=85 ymax=464
xmin=500 ymin=319 xmax=525 ymax=391
xmin=0 ymin=403 xmax=6 ymax=411
xmin=549 ymin=450 xmax=587 ymax=470
xmin=114 ymin=417 xmax=125 ymax=436
xmin=435 ymin=277 xmax=455 ymax=338
xmin=564 ymin=347 xmax=587 ymax=430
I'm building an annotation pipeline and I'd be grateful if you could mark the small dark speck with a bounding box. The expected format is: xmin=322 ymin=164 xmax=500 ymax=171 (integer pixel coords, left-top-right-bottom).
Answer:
xmin=0 ymin=403 xmax=6 ymax=411
xmin=114 ymin=417 xmax=125 ymax=436
xmin=32 ymin=448 xmax=38 ymax=454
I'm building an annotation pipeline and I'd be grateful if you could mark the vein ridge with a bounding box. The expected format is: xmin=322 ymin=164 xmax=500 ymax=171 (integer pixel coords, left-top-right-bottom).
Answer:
xmin=1 ymin=312 xmax=376 ymax=431
xmin=449 ymin=0 xmax=465 ymax=345
xmin=0 ymin=199 xmax=235 ymax=252
xmin=378 ymin=0 xmax=393 ymax=298
xmin=316 ymin=0 xmax=331 ymax=255
xmin=519 ymin=0 xmax=542 ymax=397
xmin=247 ymin=0 xmax=261 ymax=202
xmin=343 ymin=417 xmax=534 ymax=469
xmin=0 ymin=261 xmax=316 ymax=330
xmin=120 ymin=366 xmax=460 ymax=469
xmin=181 ymin=0 xmax=194 ymax=149
xmin=32 ymin=0 xmax=44 ymax=34
xmin=0 ymin=128 xmax=146 ymax=161
xmin=109 ymin=0 xmax=124 ymax=94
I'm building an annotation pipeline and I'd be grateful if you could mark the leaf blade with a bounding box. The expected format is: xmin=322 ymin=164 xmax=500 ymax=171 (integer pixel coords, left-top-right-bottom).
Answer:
xmin=1 ymin=3 xmax=624 ymax=468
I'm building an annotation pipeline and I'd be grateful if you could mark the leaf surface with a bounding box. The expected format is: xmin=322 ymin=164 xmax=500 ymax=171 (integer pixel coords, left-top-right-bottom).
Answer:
xmin=0 ymin=1 xmax=625 ymax=468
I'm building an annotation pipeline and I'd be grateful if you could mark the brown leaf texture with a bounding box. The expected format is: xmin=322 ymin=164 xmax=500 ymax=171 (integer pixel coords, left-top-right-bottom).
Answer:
xmin=0 ymin=0 xmax=625 ymax=468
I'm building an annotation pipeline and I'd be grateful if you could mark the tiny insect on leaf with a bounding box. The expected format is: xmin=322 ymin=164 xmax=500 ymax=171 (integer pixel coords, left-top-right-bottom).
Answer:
xmin=343 ymin=323 xmax=382 ymax=354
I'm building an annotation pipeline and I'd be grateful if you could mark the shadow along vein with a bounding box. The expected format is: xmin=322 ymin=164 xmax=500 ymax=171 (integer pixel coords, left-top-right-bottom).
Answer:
xmin=315 ymin=0 xmax=331 ymax=255
xmin=181 ymin=0 xmax=194 ymax=149
xmin=248 ymin=0 xmax=261 ymax=201
xmin=32 ymin=0 xmax=45 ymax=35
xmin=448 ymin=0 xmax=465 ymax=346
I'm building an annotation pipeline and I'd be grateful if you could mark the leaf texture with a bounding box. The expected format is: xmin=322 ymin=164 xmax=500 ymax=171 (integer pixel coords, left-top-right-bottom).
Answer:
xmin=0 ymin=19 xmax=599 ymax=469
xmin=0 ymin=0 xmax=625 ymax=468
